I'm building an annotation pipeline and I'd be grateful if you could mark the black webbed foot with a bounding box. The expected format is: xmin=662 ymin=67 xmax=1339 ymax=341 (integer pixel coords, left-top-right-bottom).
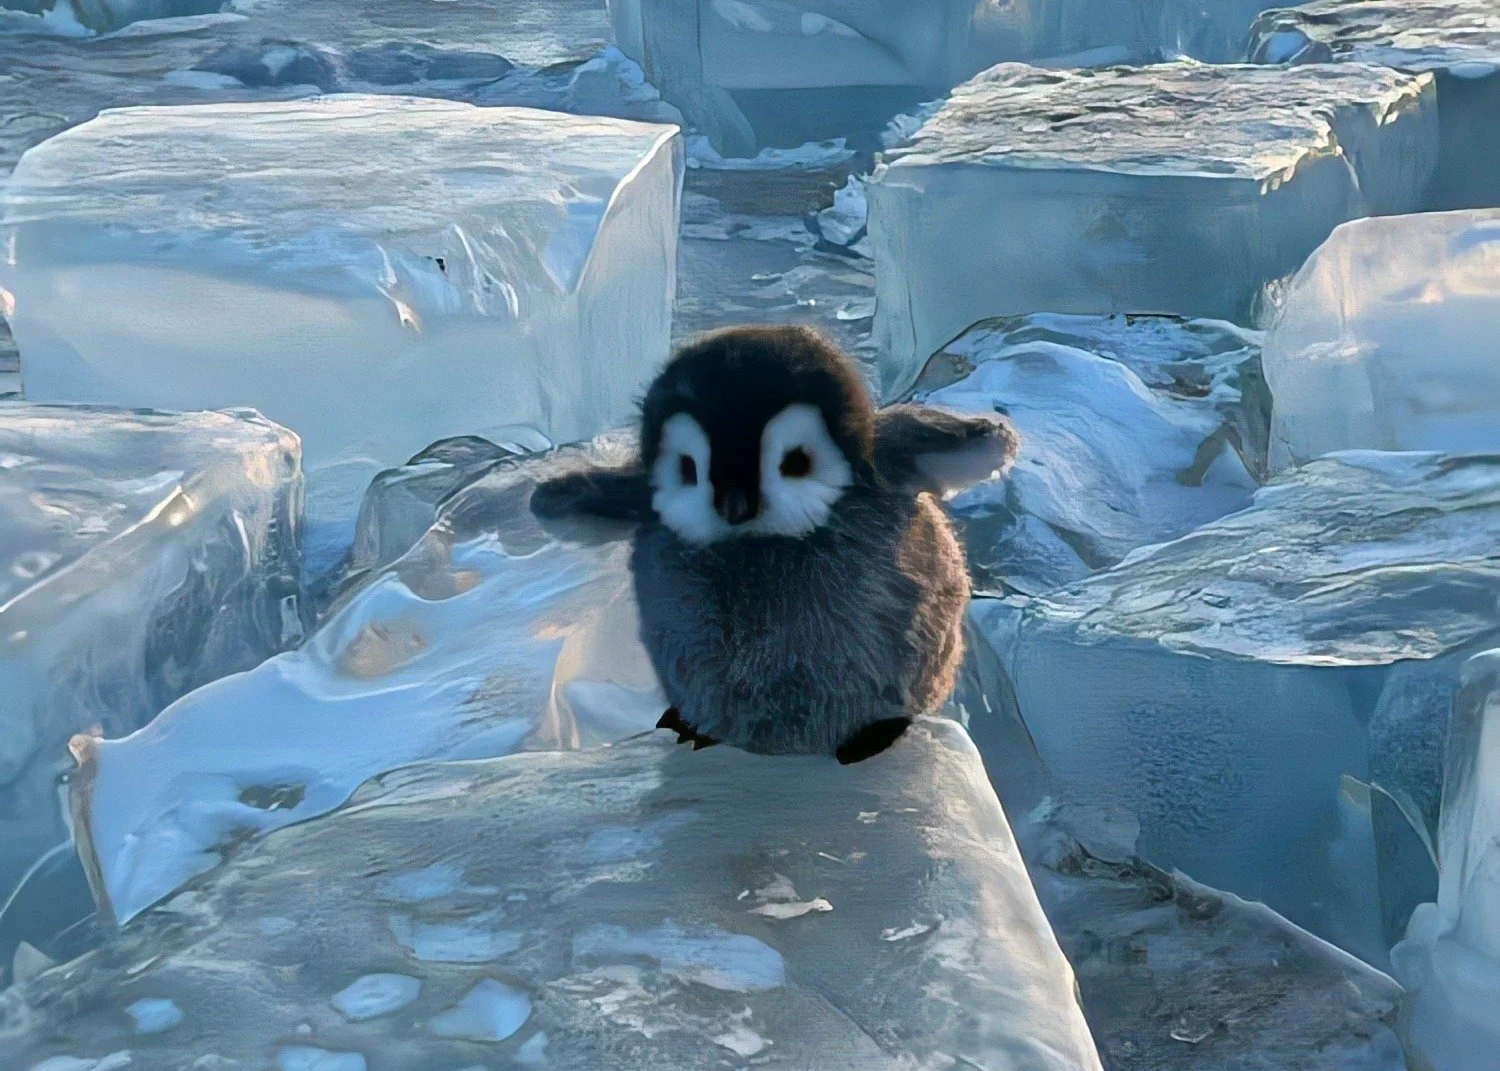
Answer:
xmin=657 ymin=708 xmax=718 ymax=750
xmin=836 ymin=718 xmax=912 ymax=765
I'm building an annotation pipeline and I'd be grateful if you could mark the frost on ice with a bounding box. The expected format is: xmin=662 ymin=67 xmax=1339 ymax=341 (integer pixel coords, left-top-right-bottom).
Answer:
xmin=867 ymin=61 xmax=1437 ymax=399
xmin=971 ymin=450 xmax=1500 ymax=962
xmin=1263 ymin=208 xmax=1500 ymax=470
xmin=1250 ymin=0 xmax=1500 ymax=209
xmin=1392 ymin=649 xmax=1500 ymax=1071
xmin=0 ymin=404 xmax=301 ymax=916
xmin=0 ymin=95 xmax=683 ymax=575
xmin=0 ymin=720 xmax=1103 ymax=1071
xmin=912 ymin=313 xmax=1265 ymax=595
xmin=68 ymin=438 xmax=664 ymax=923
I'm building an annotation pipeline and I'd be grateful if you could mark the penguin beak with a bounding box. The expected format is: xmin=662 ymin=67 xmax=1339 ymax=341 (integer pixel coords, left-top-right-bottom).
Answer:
xmin=717 ymin=487 xmax=758 ymax=526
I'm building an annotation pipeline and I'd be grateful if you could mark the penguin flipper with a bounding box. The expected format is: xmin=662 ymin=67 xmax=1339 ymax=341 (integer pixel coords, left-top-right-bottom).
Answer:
xmin=530 ymin=465 xmax=654 ymax=523
xmin=874 ymin=405 xmax=1018 ymax=495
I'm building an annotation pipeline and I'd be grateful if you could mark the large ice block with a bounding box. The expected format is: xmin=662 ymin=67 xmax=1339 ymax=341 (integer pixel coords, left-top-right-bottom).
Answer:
xmin=0 ymin=96 xmax=683 ymax=575
xmin=1263 ymin=209 xmax=1500 ymax=472
xmin=6 ymin=719 xmax=1104 ymax=1070
xmin=69 ymin=440 xmax=665 ymax=924
xmin=1392 ymin=649 xmax=1500 ymax=1071
xmin=912 ymin=313 xmax=1264 ymax=595
xmin=0 ymin=403 xmax=301 ymax=909
xmin=972 ymin=450 xmax=1500 ymax=961
xmin=868 ymin=61 xmax=1438 ymax=399
xmin=1250 ymin=0 xmax=1500 ymax=209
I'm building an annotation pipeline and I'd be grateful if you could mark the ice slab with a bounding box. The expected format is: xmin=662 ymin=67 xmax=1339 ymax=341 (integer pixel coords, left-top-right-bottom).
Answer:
xmin=1392 ymin=649 xmax=1500 ymax=1071
xmin=971 ymin=450 xmax=1500 ymax=961
xmin=69 ymin=440 xmax=665 ymax=924
xmin=1 ymin=96 xmax=683 ymax=576
xmin=0 ymin=403 xmax=301 ymax=910
xmin=911 ymin=313 xmax=1265 ymax=595
xmin=867 ymin=61 xmax=1438 ymax=399
xmin=3 ymin=719 xmax=1103 ymax=1070
xmin=1025 ymin=809 xmax=1406 ymax=1070
xmin=1263 ymin=209 xmax=1500 ymax=471
xmin=1250 ymin=0 xmax=1500 ymax=209
xmin=0 ymin=2 xmax=222 ymax=34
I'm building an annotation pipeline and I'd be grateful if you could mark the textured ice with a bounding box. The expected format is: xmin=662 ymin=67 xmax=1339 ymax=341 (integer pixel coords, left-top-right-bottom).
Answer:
xmin=0 ymin=404 xmax=301 ymax=912
xmin=2 ymin=720 xmax=1103 ymax=1070
xmin=610 ymin=0 xmax=1315 ymax=151
xmin=70 ymin=440 xmax=664 ymax=923
xmin=123 ymin=997 xmax=182 ymax=1035
xmin=912 ymin=314 xmax=1265 ymax=595
xmin=1 ymin=96 xmax=683 ymax=575
xmin=1 ymin=2 xmax=221 ymax=35
xmin=1250 ymin=0 xmax=1500 ymax=208
xmin=971 ymin=450 xmax=1500 ymax=960
xmin=1392 ymin=649 xmax=1500 ymax=1071
xmin=330 ymin=975 xmax=421 ymax=1022
xmin=868 ymin=61 xmax=1438 ymax=398
xmin=1263 ymin=209 xmax=1500 ymax=471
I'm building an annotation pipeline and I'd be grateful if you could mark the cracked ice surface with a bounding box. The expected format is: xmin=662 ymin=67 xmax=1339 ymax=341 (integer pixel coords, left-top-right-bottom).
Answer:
xmin=912 ymin=313 xmax=1266 ymax=595
xmin=1264 ymin=209 xmax=1500 ymax=470
xmin=0 ymin=720 xmax=1103 ymax=1071
xmin=70 ymin=437 xmax=665 ymax=923
xmin=0 ymin=404 xmax=301 ymax=908
xmin=1 ymin=96 xmax=682 ymax=576
xmin=868 ymin=61 xmax=1438 ymax=398
xmin=1392 ymin=649 xmax=1500 ymax=1071
xmin=1250 ymin=0 xmax=1500 ymax=208
xmin=972 ymin=450 xmax=1500 ymax=961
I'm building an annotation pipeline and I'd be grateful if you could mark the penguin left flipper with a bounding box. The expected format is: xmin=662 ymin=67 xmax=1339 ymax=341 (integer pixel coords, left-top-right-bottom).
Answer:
xmin=657 ymin=708 xmax=719 ymax=750
xmin=530 ymin=465 xmax=654 ymax=523
xmin=874 ymin=405 xmax=1018 ymax=496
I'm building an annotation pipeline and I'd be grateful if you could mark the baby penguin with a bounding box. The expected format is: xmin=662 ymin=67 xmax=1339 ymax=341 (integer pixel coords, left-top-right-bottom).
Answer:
xmin=532 ymin=325 xmax=1016 ymax=763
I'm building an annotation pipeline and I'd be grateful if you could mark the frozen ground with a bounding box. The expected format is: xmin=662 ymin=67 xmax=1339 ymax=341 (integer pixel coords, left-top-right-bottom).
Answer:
xmin=0 ymin=404 xmax=302 ymax=933
xmin=3 ymin=0 xmax=1500 ymax=1067
xmin=868 ymin=60 xmax=1438 ymax=398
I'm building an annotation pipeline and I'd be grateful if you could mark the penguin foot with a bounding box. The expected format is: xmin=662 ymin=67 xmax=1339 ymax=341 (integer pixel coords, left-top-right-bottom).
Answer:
xmin=657 ymin=708 xmax=719 ymax=750
xmin=835 ymin=718 xmax=911 ymax=765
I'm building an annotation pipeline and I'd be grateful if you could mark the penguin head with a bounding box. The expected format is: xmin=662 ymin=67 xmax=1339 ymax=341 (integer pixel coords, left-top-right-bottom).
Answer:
xmin=640 ymin=325 xmax=876 ymax=545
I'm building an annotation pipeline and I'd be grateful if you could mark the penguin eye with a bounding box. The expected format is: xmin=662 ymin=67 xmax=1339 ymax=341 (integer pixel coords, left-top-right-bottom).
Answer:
xmin=679 ymin=455 xmax=698 ymax=486
xmin=779 ymin=447 xmax=812 ymax=478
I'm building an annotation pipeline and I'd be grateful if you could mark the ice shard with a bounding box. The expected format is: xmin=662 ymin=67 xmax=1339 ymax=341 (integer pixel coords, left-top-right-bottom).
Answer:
xmin=1 ymin=96 xmax=682 ymax=575
xmin=868 ymin=61 xmax=1437 ymax=399
xmin=0 ymin=403 xmax=302 ymax=909
xmin=1263 ymin=208 xmax=1500 ymax=471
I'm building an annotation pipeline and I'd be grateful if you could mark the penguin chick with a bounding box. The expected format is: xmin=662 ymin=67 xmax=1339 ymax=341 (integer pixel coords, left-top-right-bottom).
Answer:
xmin=531 ymin=325 xmax=1017 ymax=762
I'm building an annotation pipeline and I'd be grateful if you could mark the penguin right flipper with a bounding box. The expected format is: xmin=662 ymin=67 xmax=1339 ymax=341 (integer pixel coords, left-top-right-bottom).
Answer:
xmin=531 ymin=465 xmax=654 ymax=523
xmin=874 ymin=405 xmax=1018 ymax=495
xmin=657 ymin=707 xmax=718 ymax=750
xmin=835 ymin=717 xmax=912 ymax=765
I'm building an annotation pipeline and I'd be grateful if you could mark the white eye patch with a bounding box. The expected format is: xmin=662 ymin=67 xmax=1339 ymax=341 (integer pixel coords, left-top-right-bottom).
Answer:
xmin=650 ymin=412 xmax=725 ymax=545
xmin=753 ymin=403 xmax=851 ymax=537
